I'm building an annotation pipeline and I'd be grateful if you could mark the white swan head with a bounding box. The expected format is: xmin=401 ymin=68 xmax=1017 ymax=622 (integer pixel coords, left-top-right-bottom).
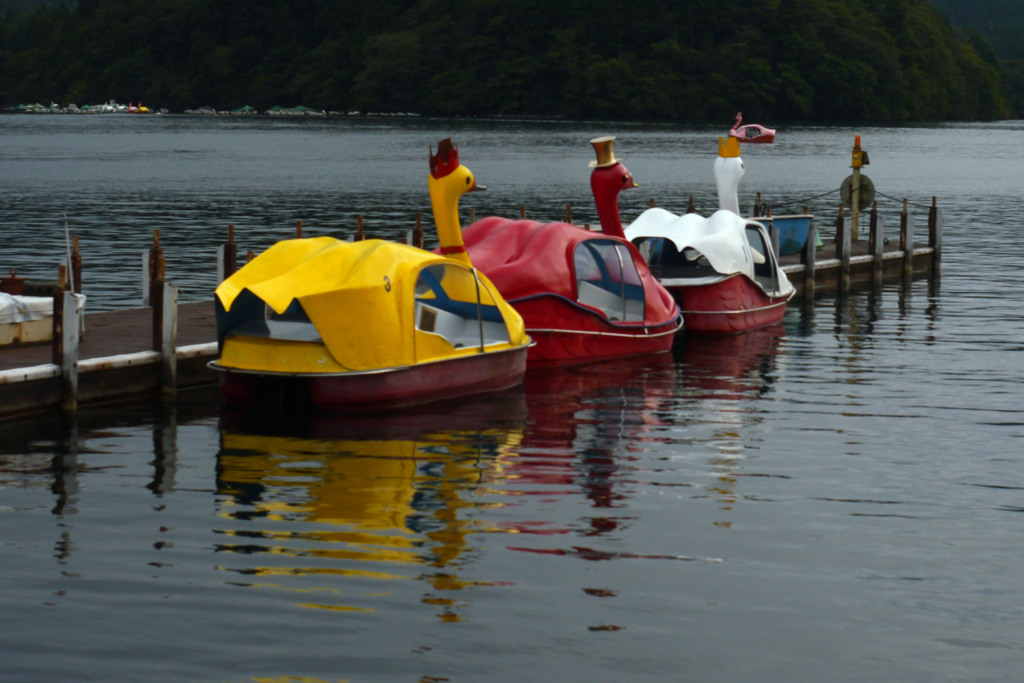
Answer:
xmin=713 ymin=136 xmax=744 ymax=215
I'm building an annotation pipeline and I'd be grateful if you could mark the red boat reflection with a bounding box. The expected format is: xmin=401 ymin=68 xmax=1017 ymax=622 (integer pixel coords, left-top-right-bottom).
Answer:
xmin=675 ymin=323 xmax=787 ymax=400
xmin=498 ymin=354 xmax=678 ymax=536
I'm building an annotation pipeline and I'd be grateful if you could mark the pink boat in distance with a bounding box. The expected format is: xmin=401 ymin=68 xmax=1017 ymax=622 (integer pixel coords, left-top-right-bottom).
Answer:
xmin=728 ymin=112 xmax=775 ymax=144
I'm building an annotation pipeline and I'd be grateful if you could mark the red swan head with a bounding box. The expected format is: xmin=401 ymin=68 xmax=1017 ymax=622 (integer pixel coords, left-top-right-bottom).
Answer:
xmin=588 ymin=136 xmax=636 ymax=239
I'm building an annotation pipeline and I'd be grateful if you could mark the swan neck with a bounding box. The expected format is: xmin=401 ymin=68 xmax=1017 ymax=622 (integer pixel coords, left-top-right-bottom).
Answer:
xmin=429 ymin=174 xmax=471 ymax=266
xmin=591 ymin=170 xmax=626 ymax=239
xmin=713 ymin=157 xmax=743 ymax=215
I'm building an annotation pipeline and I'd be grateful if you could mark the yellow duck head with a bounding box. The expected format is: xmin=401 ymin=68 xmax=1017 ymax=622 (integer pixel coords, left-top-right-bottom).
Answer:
xmin=428 ymin=138 xmax=484 ymax=266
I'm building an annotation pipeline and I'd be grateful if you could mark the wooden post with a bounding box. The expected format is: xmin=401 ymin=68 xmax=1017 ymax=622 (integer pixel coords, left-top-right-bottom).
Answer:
xmin=869 ymin=201 xmax=883 ymax=285
xmin=469 ymin=208 xmax=476 ymax=224
xmin=867 ymin=202 xmax=878 ymax=257
xmin=355 ymin=216 xmax=365 ymax=241
xmin=898 ymin=199 xmax=909 ymax=253
xmin=151 ymin=278 xmax=164 ymax=350
xmin=801 ymin=218 xmax=817 ymax=298
xmin=144 ymin=229 xmax=165 ymax=306
xmin=836 ymin=205 xmax=850 ymax=293
xmin=928 ymin=196 xmax=941 ymax=274
xmin=160 ymin=282 xmax=178 ymax=397
xmin=413 ymin=213 xmax=424 ymax=249
xmin=59 ymin=291 xmax=81 ymax=415
xmin=51 ymin=287 xmax=64 ymax=365
xmin=219 ymin=224 xmax=238 ymax=281
xmin=296 ymin=219 xmax=303 ymax=238
xmin=520 ymin=206 xmax=526 ymax=219
xmin=71 ymin=235 xmax=82 ymax=295
xmin=141 ymin=252 xmax=149 ymax=305
xmin=565 ymin=204 xmax=573 ymax=224
xmin=900 ymin=199 xmax=914 ymax=278
xmin=414 ymin=214 xmax=423 ymax=248
xmin=149 ymin=230 xmax=164 ymax=282
xmin=850 ymin=171 xmax=861 ymax=242
xmin=686 ymin=196 xmax=696 ymax=214
xmin=650 ymin=198 xmax=656 ymax=208
xmin=850 ymin=135 xmax=869 ymax=242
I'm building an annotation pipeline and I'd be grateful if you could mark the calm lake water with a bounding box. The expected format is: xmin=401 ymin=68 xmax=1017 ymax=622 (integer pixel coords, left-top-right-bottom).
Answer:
xmin=2 ymin=114 xmax=1024 ymax=682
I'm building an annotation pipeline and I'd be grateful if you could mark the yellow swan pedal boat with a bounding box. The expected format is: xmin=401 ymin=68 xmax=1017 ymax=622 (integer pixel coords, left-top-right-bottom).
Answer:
xmin=209 ymin=139 xmax=531 ymax=409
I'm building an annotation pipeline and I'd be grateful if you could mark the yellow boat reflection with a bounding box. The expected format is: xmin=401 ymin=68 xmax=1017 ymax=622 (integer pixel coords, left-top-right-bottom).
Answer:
xmin=214 ymin=395 xmax=527 ymax=617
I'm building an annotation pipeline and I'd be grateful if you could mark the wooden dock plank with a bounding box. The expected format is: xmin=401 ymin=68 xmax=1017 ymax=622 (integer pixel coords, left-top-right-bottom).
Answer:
xmin=0 ymin=301 xmax=218 ymax=420
xmin=0 ymin=301 xmax=216 ymax=372
xmin=780 ymin=238 xmax=936 ymax=297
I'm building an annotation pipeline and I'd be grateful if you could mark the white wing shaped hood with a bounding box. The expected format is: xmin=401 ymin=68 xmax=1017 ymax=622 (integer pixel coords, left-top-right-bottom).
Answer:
xmin=626 ymin=208 xmax=758 ymax=279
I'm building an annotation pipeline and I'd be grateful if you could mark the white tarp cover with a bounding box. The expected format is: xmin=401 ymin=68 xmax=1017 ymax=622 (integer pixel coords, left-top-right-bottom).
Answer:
xmin=0 ymin=292 xmax=54 ymax=325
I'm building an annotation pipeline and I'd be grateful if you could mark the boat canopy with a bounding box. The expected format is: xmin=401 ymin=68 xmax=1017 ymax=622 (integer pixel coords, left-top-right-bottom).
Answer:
xmin=627 ymin=209 xmax=761 ymax=276
xmin=460 ymin=217 xmax=677 ymax=325
xmin=215 ymin=237 xmax=527 ymax=372
xmin=626 ymin=209 xmax=794 ymax=296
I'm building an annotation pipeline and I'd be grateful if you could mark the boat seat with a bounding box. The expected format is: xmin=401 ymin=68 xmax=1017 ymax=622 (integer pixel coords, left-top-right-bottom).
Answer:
xmin=577 ymin=280 xmax=645 ymax=322
xmin=416 ymin=300 xmax=510 ymax=349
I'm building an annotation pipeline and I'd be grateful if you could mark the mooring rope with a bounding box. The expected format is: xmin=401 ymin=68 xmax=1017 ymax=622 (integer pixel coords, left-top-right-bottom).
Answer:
xmin=873 ymin=188 xmax=935 ymax=211
xmin=780 ymin=187 xmax=935 ymax=213
xmin=796 ymin=188 xmax=840 ymax=204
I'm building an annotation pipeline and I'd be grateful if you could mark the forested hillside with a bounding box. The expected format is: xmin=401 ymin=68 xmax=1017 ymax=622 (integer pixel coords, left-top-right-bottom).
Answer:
xmin=2 ymin=0 xmax=73 ymax=13
xmin=929 ymin=0 xmax=1024 ymax=59
xmin=0 ymin=0 xmax=1009 ymax=121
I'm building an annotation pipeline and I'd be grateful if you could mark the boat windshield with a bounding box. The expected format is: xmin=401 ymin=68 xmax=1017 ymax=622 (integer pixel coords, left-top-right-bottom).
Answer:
xmin=745 ymin=224 xmax=778 ymax=291
xmin=572 ymin=239 xmax=645 ymax=322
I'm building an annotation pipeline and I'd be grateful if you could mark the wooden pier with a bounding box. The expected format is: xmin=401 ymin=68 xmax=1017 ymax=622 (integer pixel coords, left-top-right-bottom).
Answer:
xmin=0 ymin=296 xmax=218 ymax=421
xmin=780 ymin=197 xmax=940 ymax=297
xmin=0 ymin=235 xmax=937 ymax=421
xmin=0 ymin=186 xmax=940 ymax=421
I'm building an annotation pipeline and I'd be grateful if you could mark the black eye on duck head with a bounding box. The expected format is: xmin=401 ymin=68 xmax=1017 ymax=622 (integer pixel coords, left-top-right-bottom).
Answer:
xmin=621 ymin=169 xmax=638 ymax=190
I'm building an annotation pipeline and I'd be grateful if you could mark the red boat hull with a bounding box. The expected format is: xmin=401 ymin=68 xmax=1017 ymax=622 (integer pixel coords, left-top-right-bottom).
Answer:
xmin=729 ymin=128 xmax=775 ymax=144
xmin=212 ymin=345 xmax=529 ymax=410
xmin=667 ymin=274 xmax=790 ymax=335
xmin=512 ymin=296 xmax=681 ymax=365
xmin=730 ymin=133 xmax=774 ymax=144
